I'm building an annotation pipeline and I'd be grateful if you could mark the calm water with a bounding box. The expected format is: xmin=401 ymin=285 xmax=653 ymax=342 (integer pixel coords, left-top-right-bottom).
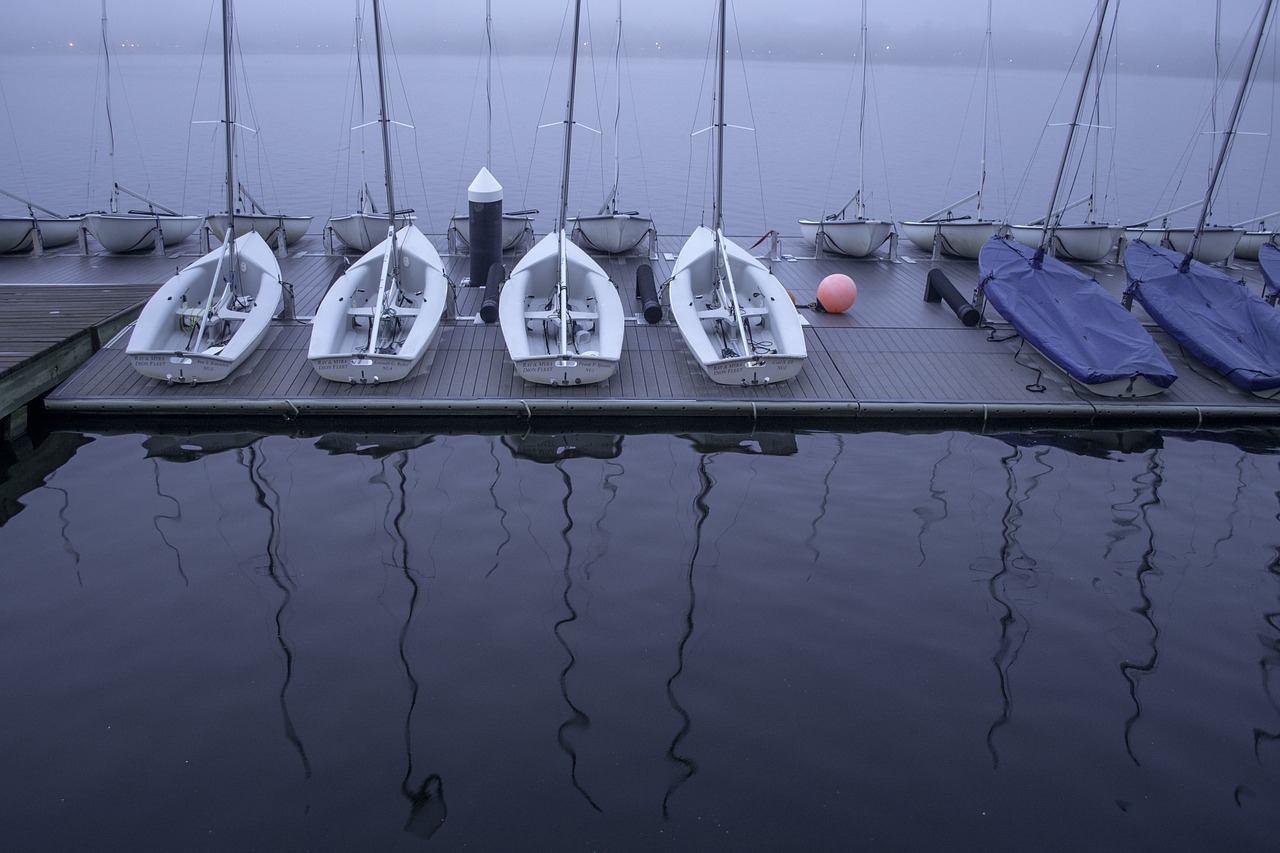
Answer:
xmin=3 ymin=36 xmax=1280 ymax=851
xmin=2 ymin=425 xmax=1280 ymax=850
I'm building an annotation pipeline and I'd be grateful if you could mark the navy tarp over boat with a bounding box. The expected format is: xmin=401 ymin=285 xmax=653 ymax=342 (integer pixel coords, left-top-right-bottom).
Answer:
xmin=1124 ymin=239 xmax=1280 ymax=394
xmin=978 ymin=236 xmax=1177 ymax=390
xmin=1260 ymin=242 xmax=1280 ymax=302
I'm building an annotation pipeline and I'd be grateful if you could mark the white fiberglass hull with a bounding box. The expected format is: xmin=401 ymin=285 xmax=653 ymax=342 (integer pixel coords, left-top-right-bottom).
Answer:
xmin=449 ymin=213 xmax=533 ymax=251
xmin=85 ymin=213 xmax=202 ymax=253
xmin=0 ymin=216 xmax=83 ymax=253
xmin=1163 ymin=226 xmax=1245 ymax=264
xmin=668 ymin=226 xmax=807 ymax=386
xmin=569 ymin=213 xmax=653 ymax=254
xmin=207 ymin=213 xmax=312 ymax=247
xmin=1007 ymin=223 xmax=1122 ymax=263
xmin=798 ymin=218 xmax=893 ymax=258
xmin=127 ymin=231 xmax=283 ymax=383
xmin=498 ymin=231 xmax=625 ymax=386
xmin=308 ymin=225 xmax=449 ymax=384
xmin=327 ymin=211 xmax=417 ymax=254
xmin=1123 ymin=225 xmax=1244 ymax=264
xmin=1235 ymin=230 xmax=1278 ymax=261
xmin=898 ymin=219 xmax=1004 ymax=259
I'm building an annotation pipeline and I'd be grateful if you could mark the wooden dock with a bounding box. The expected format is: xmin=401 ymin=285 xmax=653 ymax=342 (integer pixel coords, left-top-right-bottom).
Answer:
xmin=3 ymin=229 xmax=1278 ymax=431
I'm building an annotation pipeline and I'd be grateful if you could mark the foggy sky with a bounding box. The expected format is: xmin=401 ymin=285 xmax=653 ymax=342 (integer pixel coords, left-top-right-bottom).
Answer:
xmin=3 ymin=0 xmax=1273 ymax=75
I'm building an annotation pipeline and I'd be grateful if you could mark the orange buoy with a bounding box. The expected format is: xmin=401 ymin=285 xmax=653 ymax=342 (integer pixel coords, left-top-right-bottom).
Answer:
xmin=817 ymin=273 xmax=857 ymax=313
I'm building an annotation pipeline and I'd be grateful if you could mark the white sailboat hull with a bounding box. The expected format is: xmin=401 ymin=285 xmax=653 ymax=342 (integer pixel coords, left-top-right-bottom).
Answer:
xmin=798 ymin=218 xmax=893 ymax=258
xmin=569 ymin=213 xmax=653 ymax=254
xmin=86 ymin=213 xmax=202 ymax=253
xmin=498 ymin=231 xmax=625 ymax=386
xmin=1163 ymin=226 xmax=1245 ymax=263
xmin=327 ymin=211 xmax=416 ymax=254
xmin=1235 ymin=230 xmax=1279 ymax=261
xmin=669 ymin=226 xmax=807 ymax=386
xmin=448 ymin=213 xmax=533 ymax=251
xmin=309 ymin=225 xmax=449 ymax=384
xmin=1123 ymin=225 xmax=1244 ymax=264
xmin=0 ymin=216 xmax=83 ymax=253
xmin=207 ymin=213 xmax=312 ymax=247
xmin=1008 ymin=223 xmax=1122 ymax=262
xmin=127 ymin=231 xmax=283 ymax=383
xmin=898 ymin=219 xmax=1004 ymax=259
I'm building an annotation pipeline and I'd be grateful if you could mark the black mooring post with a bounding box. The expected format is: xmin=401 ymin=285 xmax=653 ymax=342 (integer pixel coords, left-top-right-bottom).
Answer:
xmin=925 ymin=268 xmax=980 ymax=327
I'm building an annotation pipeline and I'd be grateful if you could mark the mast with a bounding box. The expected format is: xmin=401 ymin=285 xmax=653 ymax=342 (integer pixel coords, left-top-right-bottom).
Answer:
xmin=605 ymin=0 xmax=623 ymax=215
xmin=1187 ymin=0 xmax=1274 ymax=265
xmin=713 ymin=0 xmax=727 ymax=233
xmin=485 ymin=0 xmax=493 ymax=169
xmin=221 ymin=0 xmax=236 ymax=242
xmin=192 ymin=0 xmax=238 ymax=354
xmin=855 ymin=0 xmax=868 ymax=220
xmin=1036 ymin=0 xmax=1110 ymax=262
xmin=976 ymin=0 xmax=992 ymax=221
xmin=99 ymin=0 xmax=119 ymax=211
xmin=371 ymin=0 xmax=397 ymax=234
xmin=557 ymin=0 xmax=585 ymax=234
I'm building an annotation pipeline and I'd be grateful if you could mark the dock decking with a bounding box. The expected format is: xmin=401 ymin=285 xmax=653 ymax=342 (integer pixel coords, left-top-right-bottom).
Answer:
xmin=3 ymin=230 xmax=1278 ymax=429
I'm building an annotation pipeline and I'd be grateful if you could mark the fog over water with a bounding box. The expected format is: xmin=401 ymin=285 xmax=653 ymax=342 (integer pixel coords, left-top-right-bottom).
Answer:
xmin=2 ymin=0 xmax=1277 ymax=76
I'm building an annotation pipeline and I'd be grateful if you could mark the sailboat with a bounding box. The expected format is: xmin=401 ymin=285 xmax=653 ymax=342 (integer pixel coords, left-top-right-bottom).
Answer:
xmin=84 ymin=1 xmax=201 ymax=254
xmin=201 ymin=7 xmax=312 ymax=251
xmin=898 ymin=0 xmax=1005 ymax=259
xmin=126 ymin=0 xmax=282 ymax=384
xmin=1123 ymin=0 xmax=1280 ymax=399
xmin=326 ymin=5 xmax=415 ymax=254
xmin=309 ymin=0 xmax=450 ymax=385
xmin=1128 ymin=3 xmax=1246 ymax=264
xmin=0 ymin=190 xmax=83 ymax=254
xmin=568 ymin=0 xmax=654 ymax=255
xmin=667 ymin=0 xmax=807 ymax=387
xmin=797 ymin=0 xmax=893 ymax=259
xmin=497 ymin=0 xmax=625 ymax=387
xmin=977 ymin=0 xmax=1176 ymax=398
xmin=448 ymin=0 xmax=534 ymax=253
xmin=1007 ymin=5 xmax=1121 ymax=264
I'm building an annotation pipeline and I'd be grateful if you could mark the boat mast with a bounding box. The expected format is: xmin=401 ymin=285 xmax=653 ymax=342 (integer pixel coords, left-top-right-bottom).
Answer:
xmin=1036 ymin=0 xmax=1110 ymax=261
xmin=1187 ymin=0 xmax=1274 ymax=265
xmin=557 ymin=0 xmax=584 ymax=235
xmin=192 ymin=0 xmax=238 ymax=354
xmin=713 ymin=0 xmax=727 ymax=233
xmin=976 ymin=0 xmax=992 ymax=221
xmin=99 ymin=0 xmax=119 ymax=211
xmin=855 ymin=0 xmax=868 ymax=220
xmin=222 ymin=0 xmax=236 ymax=244
xmin=486 ymin=0 xmax=493 ymax=169
xmin=371 ymin=0 xmax=397 ymax=234
xmin=605 ymin=0 xmax=623 ymax=216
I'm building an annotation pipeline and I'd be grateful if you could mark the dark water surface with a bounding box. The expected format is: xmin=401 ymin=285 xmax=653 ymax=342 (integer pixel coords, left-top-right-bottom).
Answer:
xmin=2 ymin=425 xmax=1279 ymax=850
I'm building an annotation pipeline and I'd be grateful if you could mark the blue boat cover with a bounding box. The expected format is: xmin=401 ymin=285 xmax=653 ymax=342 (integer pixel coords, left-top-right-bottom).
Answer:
xmin=1124 ymin=239 xmax=1280 ymax=393
xmin=1260 ymin=242 xmax=1280 ymax=302
xmin=978 ymin=236 xmax=1177 ymax=389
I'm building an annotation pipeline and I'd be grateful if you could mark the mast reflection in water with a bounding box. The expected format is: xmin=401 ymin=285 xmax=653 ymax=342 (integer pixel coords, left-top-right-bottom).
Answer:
xmin=3 ymin=427 xmax=1280 ymax=849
